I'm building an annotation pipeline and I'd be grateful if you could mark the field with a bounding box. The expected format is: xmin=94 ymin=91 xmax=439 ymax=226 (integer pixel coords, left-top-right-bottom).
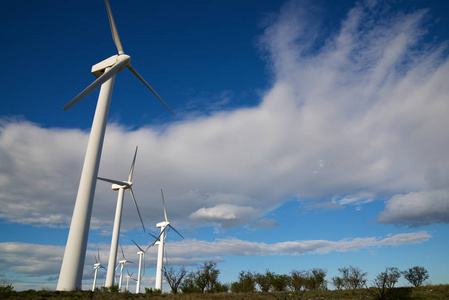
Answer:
xmin=1 ymin=284 xmax=449 ymax=299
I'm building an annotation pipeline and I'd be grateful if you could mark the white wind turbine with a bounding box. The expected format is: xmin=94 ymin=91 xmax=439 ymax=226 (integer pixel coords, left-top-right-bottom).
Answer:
xmin=92 ymin=249 xmax=106 ymax=292
xmin=97 ymin=146 xmax=146 ymax=288
xmin=132 ymin=234 xmax=158 ymax=294
xmin=116 ymin=245 xmax=133 ymax=292
xmin=57 ymin=0 xmax=174 ymax=291
xmin=125 ymin=269 xmax=137 ymax=292
xmin=155 ymin=189 xmax=184 ymax=291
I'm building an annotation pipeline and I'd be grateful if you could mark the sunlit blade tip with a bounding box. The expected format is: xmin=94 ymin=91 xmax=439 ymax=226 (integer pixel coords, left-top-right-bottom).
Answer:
xmin=105 ymin=0 xmax=124 ymax=54
xmin=128 ymin=146 xmax=138 ymax=182
xmin=161 ymin=189 xmax=168 ymax=223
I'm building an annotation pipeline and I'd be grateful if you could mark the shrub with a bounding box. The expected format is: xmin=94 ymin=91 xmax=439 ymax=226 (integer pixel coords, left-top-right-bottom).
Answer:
xmin=403 ymin=266 xmax=429 ymax=287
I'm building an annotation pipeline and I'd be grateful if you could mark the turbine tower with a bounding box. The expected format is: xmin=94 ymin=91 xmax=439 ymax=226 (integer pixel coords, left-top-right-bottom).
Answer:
xmin=57 ymin=0 xmax=174 ymax=290
xmin=92 ymin=249 xmax=105 ymax=292
xmin=155 ymin=189 xmax=184 ymax=291
xmin=98 ymin=146 xmax=145 ymax=288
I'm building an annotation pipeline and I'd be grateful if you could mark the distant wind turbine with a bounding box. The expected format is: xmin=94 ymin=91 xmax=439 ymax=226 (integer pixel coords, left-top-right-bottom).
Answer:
xmin=57 ymin=0 xmax=174 ymax=291
xmin=132 ymin=234 xmax=158 ymax=294
xmin=91 ymin=249 xmax=106 ymax=292
xmin=98 ymin=146 xmax=146 ymax=288
xmin=155 ymin=189 xmax=184 ymax=291
xmin=116 ymin=245 xmax=133 ymax=292
xmin=125 ymin=269 xmax=137 ymax=292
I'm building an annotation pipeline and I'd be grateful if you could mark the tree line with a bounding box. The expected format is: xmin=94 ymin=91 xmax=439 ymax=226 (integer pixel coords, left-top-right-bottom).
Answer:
xmin=163 ymin=262 xmax=430 ymax=296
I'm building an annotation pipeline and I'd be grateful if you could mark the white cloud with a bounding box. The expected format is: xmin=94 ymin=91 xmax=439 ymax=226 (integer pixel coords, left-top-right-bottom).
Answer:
xmin=377 ymin=190 xmax=449 ymax=226
xmin=1 ymin=0 xmax=449 ymax=230
xmin=190 ymin=204 xmax=258 ymax=228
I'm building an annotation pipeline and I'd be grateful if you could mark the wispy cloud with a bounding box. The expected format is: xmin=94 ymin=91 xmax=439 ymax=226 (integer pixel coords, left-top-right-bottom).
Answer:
xmin=0 ymin=231 xmax=431 ymax=280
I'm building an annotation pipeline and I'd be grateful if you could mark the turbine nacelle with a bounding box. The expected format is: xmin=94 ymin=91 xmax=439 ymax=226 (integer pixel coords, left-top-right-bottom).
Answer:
xmin=111 ymin=181 xmax=132 ymax=191
xmin=156 ymin=221 xmax=169 ymax=228
xmin=92 ymin=54 xmax=131 ymax=78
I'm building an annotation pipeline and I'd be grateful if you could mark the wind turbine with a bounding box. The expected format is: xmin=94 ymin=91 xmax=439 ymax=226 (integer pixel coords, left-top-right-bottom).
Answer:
xmin=132 ymin=234 xmax=158 ymax=294
xmin=98 ymin=146 xmax=145 ymax=288
xmin=92 ymin=249 xmax=106 ymax=292
xmin=116 ymin=245 xmax=133 ymax=292
xmin=57 ymin=0 xmax=174 ymax=291
xmin=155 ymin=189 xmax=184 ymax=291
xmin=125 ymin=270 xmax=137 ymax=292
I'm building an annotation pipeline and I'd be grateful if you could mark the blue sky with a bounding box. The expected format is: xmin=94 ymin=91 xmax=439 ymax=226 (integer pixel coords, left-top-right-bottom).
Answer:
xmin=1 ymin=0 xmax=449 ymax=292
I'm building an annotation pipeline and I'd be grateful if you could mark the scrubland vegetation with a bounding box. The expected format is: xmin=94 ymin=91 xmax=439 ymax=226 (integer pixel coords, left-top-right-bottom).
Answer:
xmin=2 ymin=263 xmax=448 ymax=299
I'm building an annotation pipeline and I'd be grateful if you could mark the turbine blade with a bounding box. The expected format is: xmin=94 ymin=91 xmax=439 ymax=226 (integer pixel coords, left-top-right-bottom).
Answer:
xmin=161 ymin=189 xmax=168 ymax=223
xmin=105 ymin=0 xmax=124 ymax=54
xmin=169 ymin=224 xmax=184 ymax=239
xmin=63 ymin=60 xmax=124 ymax=111
xmin=97 ymin=176 xmax=129 ymax=187
xmin=148 ymin=232 xmax=159 ymax=241
xmin=152 ymin=226 xmax=167 ymax=247
xmin=132 ymin=239 xmax=144 ymax=252
xmin=120 ymin=244 xmax=125 ymax=259
xmin=128 ymin=146 xmax=138 ymax=182
xmin=94 ymin=254 xmax=98 ymax=264
xmin=126 ymin=64 xmax=175 ymax=116
xmin=98 ymin=248 xmax=101 ymax=263
xmin=129 ymin=187 xmax=146 ymax=232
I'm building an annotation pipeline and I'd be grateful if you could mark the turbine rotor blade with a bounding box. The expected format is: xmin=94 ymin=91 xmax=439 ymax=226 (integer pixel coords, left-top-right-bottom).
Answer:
xmin=168 ymin=224 xmax=184 ymax=239
xmin=120 ymin=244 xmax=125 ymax=259
xmin=105 ymin=0 xmax=124 ymax=54
xmin=128 ymin=146 xmax=138 ymax=182
xmin=94 ymin=254 xmax=98 ymax=264
xmin=161 ymin=189 xmax=168 ymax=223
xmin=63 ymin=60 xmax=124 ymax=111
xmin=132 ymin=240 xmax=144 ymax=252
xmin=126 ymin=64 xmax=175 ymax=116
xmin=97 ymin=176 xmax=130 ymax=187
xmin=148 ymin=232 xmax=159 ymax=241
xmin=152 ymin=226 xmax=167 ymax=246
xmin=129 ymin=187 xmax=146 ymax=232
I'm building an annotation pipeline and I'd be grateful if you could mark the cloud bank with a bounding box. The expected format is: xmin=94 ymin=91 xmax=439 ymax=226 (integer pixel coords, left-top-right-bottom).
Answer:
xmin=1 ymin=0 xmax=449 ymax=232
xmin=0 ymin=231 xmax=431 ymax=280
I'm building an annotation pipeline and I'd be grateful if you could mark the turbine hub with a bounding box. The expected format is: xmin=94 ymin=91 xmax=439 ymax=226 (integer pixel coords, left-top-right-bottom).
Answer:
xmin=117 ymin=54 xmax=131 ymax=66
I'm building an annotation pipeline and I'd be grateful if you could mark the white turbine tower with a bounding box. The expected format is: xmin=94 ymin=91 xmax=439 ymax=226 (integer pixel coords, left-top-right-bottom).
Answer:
xmin=155 ymin=189 xmax=184 ymax=291
xmin=92 ymin=249 xmax=105 ymax=292
xmin=116 ymin=245 xmax=133 ymax=292
xmin=98 ymin=146 xmax=146 ymax=288
xmin=57 ymin=0 xmax=174 ymax=291
xmin=132 ymin=234 xmax=158 ymax=294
